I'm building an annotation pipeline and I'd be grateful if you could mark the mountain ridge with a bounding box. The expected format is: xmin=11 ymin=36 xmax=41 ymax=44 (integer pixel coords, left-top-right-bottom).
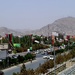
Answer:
xmin=0 ymin=16 xmax=75 ymax=36
xmin=30 ymin=16 xmax=75 ymax=36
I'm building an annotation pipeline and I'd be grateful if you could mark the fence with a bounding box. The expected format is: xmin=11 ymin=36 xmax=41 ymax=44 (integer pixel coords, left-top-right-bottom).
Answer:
xmin=58 ymin=64 xmax=75 ymax=75
xmin=43 ymin=62 xmax=66 ymax=75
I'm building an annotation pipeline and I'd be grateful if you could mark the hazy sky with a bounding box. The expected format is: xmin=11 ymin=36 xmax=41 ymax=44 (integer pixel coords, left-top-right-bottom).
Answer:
xmin=0 ymin=0 xmax=75 ymax=30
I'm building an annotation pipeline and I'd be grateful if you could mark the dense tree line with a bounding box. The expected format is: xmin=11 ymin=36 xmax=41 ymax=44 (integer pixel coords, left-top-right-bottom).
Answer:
xmin=0 ymin=35 xmax=50 ymax=52
xmin=0 ymin=53 xmax=36 ymax=70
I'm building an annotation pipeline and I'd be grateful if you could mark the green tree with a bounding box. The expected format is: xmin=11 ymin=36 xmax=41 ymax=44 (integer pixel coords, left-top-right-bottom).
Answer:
xmin=25 ymin=53 xmax=34 ymax=60
xmin=27 ymin=69 xmax=35 ymax=75
xmin=21 ymin=63 xmax=26 ymax=72
xmin=70 ymin=49 xmax=75 ymax=58
xmin=13 ymin=72 xmax=17 ymax=75
xmin=56 ymin=54 xmax=64 ymax=64
xmin=13 ymin=50 xmax=17 ymax=54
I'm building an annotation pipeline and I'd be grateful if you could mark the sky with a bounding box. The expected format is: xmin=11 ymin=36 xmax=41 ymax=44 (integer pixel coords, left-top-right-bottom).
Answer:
xmin=0 ymin=0 xmax=75 ymax=30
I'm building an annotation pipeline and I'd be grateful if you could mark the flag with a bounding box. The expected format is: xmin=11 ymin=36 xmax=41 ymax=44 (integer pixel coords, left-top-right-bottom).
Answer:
xmin=5 ymin=34 xmax=9 ymax=39
xmin=66 ymin=35 xmax=70 ymax=40
xmin=9 ymin=34 xmax=12 ymax=43
xmin=52 ymin=35 xmax=55 ymax=45
xmin=5 ymin=33 xmax=14 ymax=44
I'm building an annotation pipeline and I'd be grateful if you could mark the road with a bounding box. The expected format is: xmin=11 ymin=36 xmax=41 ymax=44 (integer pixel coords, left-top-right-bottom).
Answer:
xmin=2 ymin=53 xmax=48 ymax=75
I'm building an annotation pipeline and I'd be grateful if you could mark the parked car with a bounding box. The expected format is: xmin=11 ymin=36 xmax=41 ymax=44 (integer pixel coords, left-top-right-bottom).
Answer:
xmin=35 ymin=50 xmax=40 ymax=54
xmin=43 ymin=56 xmax=48 ymax=59
xmin=43 ymin=55 xmax=54 ymax=60
xmin=49 ymin=55 xmax=54 ymax=60
xmin=41 ymin=51 xmax=45 ymax=55
xmin=12 ymin=55 xmax=19 ymax=59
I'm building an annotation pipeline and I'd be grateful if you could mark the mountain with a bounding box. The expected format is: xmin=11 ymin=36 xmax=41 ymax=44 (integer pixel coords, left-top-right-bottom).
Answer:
xmin=0 ymin=17 xmax=75 ymax=36
xmin=0 ymin=27 xmax=24 ymax=36
xmin=25 ymin=17 xmax=75 ymax=36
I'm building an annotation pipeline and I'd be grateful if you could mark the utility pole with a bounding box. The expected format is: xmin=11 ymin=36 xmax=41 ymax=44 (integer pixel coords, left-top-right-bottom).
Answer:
xmin=52 ymin=34 xmax=56 ymax=75
xmin=53 ymin=46 xmax=56 ymax=75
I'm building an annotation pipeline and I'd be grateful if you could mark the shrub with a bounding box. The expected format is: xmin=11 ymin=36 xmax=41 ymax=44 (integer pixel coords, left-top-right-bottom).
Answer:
xmin=24 ymin=53 xmax=35 ymax=60
xmin=56 ymin=54 xmax=64 ymax=64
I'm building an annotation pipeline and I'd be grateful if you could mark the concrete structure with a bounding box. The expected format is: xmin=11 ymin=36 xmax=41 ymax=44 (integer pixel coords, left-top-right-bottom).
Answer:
xmin=0 ymin=43 xmax=9 ymax=59
xmin=58 ymin=58 xmax=75 ymax=75
xmin=58 ymin=64 xmax=75 ymax=75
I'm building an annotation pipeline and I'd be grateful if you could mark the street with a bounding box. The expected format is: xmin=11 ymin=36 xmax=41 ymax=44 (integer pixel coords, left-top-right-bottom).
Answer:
xmin=2 ymin=53 xmax=48 ymax=75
